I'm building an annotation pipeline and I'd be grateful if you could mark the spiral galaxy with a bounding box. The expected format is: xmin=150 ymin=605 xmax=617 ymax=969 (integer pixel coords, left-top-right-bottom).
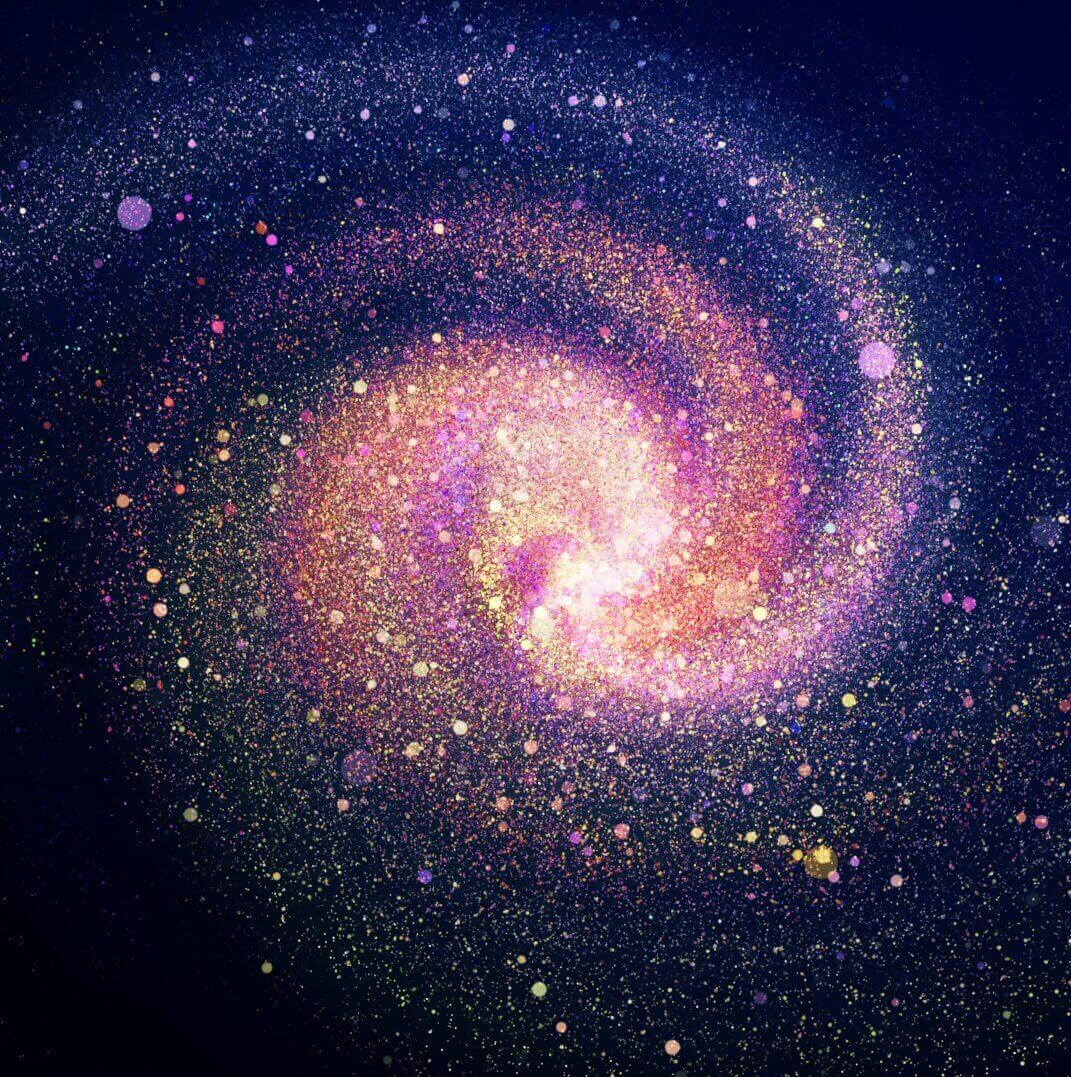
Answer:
xmin=3 ymin=4 xmax=1068 ymax=1074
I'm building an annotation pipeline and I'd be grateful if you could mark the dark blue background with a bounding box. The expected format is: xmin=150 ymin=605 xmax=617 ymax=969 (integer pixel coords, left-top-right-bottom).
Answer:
xmin=1 ymin=1 xmax=1066 ymax=1072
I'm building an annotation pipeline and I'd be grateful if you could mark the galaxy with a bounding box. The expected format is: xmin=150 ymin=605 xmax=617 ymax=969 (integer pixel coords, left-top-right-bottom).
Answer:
xmin=2 ymin=1 xmax=1069 ymax=1073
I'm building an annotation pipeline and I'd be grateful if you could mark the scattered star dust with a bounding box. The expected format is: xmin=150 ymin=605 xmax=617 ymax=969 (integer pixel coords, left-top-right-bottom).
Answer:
xmin=2 ymin=4 xmax=1068 ymax=1074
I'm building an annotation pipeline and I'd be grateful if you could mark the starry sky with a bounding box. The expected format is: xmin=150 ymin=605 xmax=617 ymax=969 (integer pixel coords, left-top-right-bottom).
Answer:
xmin=1 ymin=1 xmax=1069 ymax=1074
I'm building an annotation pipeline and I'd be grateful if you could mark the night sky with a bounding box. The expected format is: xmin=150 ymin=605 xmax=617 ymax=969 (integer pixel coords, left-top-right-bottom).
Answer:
xmin=1 ymin=2 xmax=1069 ymax=1073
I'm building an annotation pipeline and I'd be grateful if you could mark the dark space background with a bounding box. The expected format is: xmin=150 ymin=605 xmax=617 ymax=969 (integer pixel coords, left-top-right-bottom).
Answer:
xmin=0 ymin=1 xmax=1067 ymax=1072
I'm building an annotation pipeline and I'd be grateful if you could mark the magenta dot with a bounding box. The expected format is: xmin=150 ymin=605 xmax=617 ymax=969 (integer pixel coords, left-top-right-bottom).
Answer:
xmin=342 ymin=748 xmax=376 ymax=786
xmin=117 ymin=196 xmax=152 ymax=231
xmin=858 ymin=341 xmax=896 ymax=379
